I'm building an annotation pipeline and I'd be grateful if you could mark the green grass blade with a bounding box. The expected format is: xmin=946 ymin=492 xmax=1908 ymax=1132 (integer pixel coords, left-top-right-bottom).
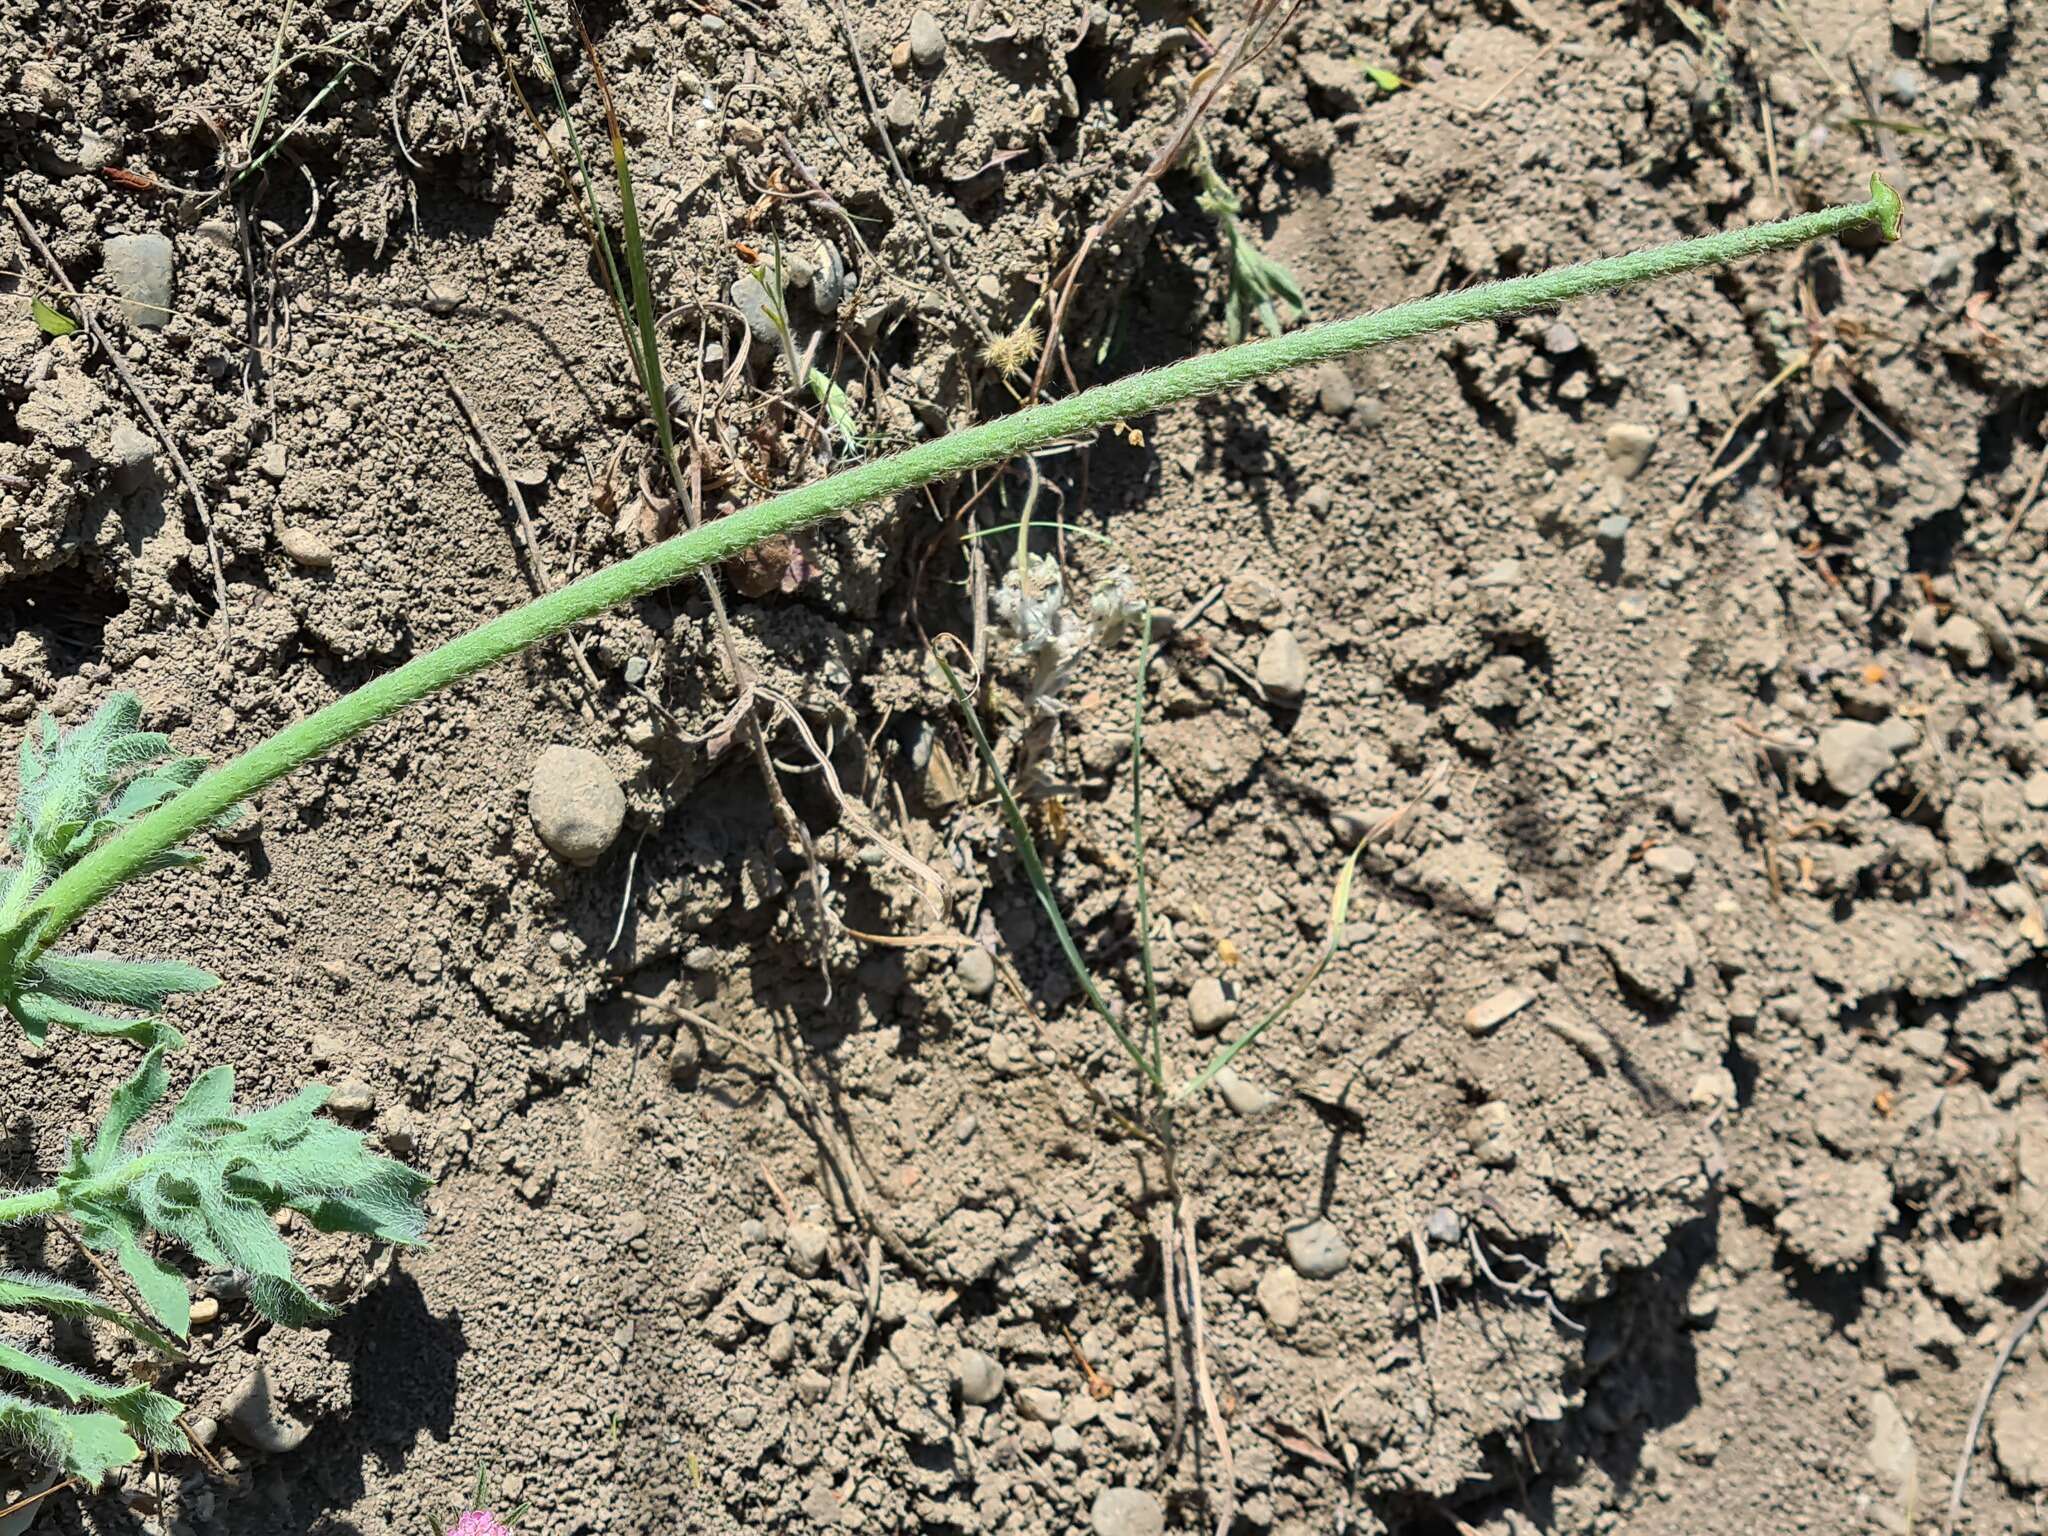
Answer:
xmin=1171 ymin=835 xmax=1370 ymax=1105
xmin=934 ymin=651 xmax=1163 ymax=1090
xmin=521 ymin=0 xmax=635 ymax=359
xmin=1128 ymin=613 xmax=1162 ymax=1083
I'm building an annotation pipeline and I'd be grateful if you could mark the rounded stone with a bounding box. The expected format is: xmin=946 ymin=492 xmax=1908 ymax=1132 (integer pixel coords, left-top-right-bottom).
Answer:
xmin=953 ymin=1347 xmax=1005 ymax=1405
xmin=276 ymin=524 xmax=337 ymax=570
xmin=956 ymin=946 xmax=997 ymax=999
xmin=1283 ymin=1217 xmax=1351 ymax=1280
xmin=1187 ymin=975 xmax=1239 ymax=1035
xmin=222 ymin=1363 xmax=312 ymax=1453
xmin=1257 ymin=629 xmax=1310 ymax=702
xmin=1090 ymin=1486 xmax=1166 ymax=1536
xmin=907 ymin=9 xmax=947 ymax=68
xmin=528 ymin=746 xmax=626 ymax=866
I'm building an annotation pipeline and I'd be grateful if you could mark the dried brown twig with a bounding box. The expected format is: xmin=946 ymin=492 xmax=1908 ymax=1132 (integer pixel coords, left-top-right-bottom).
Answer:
xmin=1029 ymin=0 xmax=1309 ymax=400
xmin=444 ymin=377 xmax=608 ymax=723
xmin=1942 ymin=1285 xmax=2048 ymax=1536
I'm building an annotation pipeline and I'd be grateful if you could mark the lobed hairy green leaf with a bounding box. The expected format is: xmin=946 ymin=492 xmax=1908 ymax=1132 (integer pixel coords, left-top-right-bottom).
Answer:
xmin=0 ymin=1340 xmax=181 ymax=1451
xmin=0 ymin=1271 xmax=180 ymax=1354
xmin=56 ymin=1046 xmax=432 ymax=1338
xmin=1 ymin=695 xmax=225 ymax=1046
xmin=0 ymin=1394 xmax=140 ymax=1486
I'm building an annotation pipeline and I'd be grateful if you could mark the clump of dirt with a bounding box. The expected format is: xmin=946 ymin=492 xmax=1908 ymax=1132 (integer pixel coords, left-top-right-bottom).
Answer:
xmin=4 ymin=0 xmax=2048 ymax=1533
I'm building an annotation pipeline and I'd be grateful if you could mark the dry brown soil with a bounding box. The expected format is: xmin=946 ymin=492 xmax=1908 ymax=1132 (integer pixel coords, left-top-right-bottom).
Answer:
xmin=5 ymin=0 xmax=2048 ymax=1533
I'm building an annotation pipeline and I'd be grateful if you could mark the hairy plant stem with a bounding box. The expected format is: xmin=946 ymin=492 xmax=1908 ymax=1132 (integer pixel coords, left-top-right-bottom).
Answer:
xmin=0 ymin=1157 xmax=154 ymax=1226
xmin=12 ymin=179 xmax=1900 ymax=964
xmin=0 ymin=1187 xmax=62 ymax=1226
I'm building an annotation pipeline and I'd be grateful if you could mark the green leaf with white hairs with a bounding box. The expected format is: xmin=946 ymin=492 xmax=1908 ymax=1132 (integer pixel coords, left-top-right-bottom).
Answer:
xmin=30 ymin=952 xmax=217 ymax=1007
xmin=0 ymin=1271 xmax=179 ymax=1354
xmin=52 ymin=1048 xmax=431 ymax=1337
xmin=0 ymin=1394 xmax=140 ymax=1486
xmin=0 ymin=1340 xmax=181 ymax=1451
xmin=1 ymin=695 xmax=224 ymax=1045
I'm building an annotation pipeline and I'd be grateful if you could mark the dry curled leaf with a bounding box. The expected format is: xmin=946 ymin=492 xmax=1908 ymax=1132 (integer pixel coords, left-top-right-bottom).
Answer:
xmin=726 ymin=533 xmax=816 ymax=598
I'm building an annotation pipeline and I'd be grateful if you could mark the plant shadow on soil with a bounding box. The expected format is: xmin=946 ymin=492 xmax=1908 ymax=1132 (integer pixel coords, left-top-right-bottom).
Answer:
xmin=203 ymin=1271 xmax=469 ymax=1536
xmin=1392 ymin=1210 xmax=1715 ymax=1534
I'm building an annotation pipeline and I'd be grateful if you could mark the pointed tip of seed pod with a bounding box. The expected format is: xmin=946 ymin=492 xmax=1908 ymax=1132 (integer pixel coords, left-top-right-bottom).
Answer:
xmin=1869 ymin=172 xmax=1903 ymax=243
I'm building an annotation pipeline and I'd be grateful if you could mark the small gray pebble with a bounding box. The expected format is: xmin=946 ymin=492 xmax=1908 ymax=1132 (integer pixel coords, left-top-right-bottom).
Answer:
xmin=1214 ymin=1066 xmax=1280 ymax=1117
xmin=1604 ymin=421 xmax=1657 ymax=479
xmin=1187 ymin=975 xmax=1238 ymax=1035
xmin=1090 ymin=1486 xmax=1166 ymax=1536
xmin=1015 ymin=1386 xmax=1063 ymax=1423
xmin=1313 ymin=362 xmax=1355 ymax=416
xmin=956 ymin=946 xmax=997 ymax=999
xmin=907 ymin=8 xmax=947 ymax=68
xmin=222 ymin=1364 xmax=312 ymax=1453
xmin=102 ymin=232 xmax=174 ymax=329
xmin=1596 ymin=513 xmax=1632 ymax=547
xmin=1256 ymin=1265 xmax=1302 ymax=1328
xmin=1542 ymin=320 xmax=1579 ymax=354
xmin=528 ymin=746 xmax=626 ymax=866
xmin=327 ymin=1079 xmax=376 ymax=1119
xmin=953 ymin=1347 xmax=1005 ymax=1405
xmin=1256 ymin=629 xmax=1310 ymax=702
xmin=1283 ymin=1217 xmax=1351 ymax=1279
xmin=730 ymin=274 xmax=783 ymax=346
xmin=276 ymin=524 xmax=337 ymax=570
xmin=108 ymin=418 xmax=159 ymax=493
xmin=786 ymin=1220 xmax=831 ymax=1278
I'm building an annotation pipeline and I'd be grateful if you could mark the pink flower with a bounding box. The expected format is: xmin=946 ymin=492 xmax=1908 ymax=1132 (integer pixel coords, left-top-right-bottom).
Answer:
xmin=448 ymin=1514 xmax=512 ymax=1536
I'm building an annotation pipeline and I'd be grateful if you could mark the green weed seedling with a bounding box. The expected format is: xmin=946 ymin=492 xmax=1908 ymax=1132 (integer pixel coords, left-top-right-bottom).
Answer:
xmin=0 ymin=699 xmax=429 ymax=1486
xmin=0 ymin=169 xmax=1901 ymax=1490
xmin=1193 ymin=137 xmax=1310 ymax=342
xmin=937 ymin=614 xmax=1361 ymax=1124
